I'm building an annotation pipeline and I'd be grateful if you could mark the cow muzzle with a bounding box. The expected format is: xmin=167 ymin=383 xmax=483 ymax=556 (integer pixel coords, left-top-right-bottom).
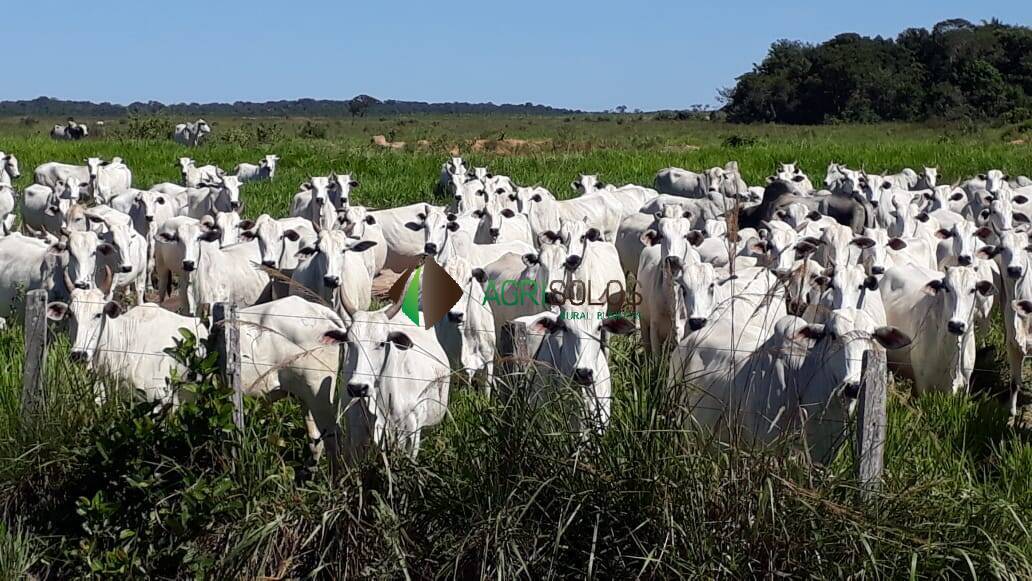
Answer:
xmin=119 ymin=264 xmax=132 ymax=273
xmin=347 ymin=382 xmax=370 ymax=398
xmin=70 ymin=350 xmax=89 ymax=363
xmin=572 ymin=368 xmax=594 ymax=385
xmin=957 ymin=255 xmax=972 ymax=267
xmin=447 ymin=311 xmax=464 ymax=323
xmin=182 ymin=260 xmax=196 ymax=272
xmin=870 ymin=266 xmax=885 ymax=275
xmin=947 ymin=320 xmax=967 ymax=335
xmin=323 ymin=275 xmax=340 ymax=288
xmin=688 ymin=317 xmax=708 ymax=331
xmin=1008 ymin=266 xmax=1024 ymax=279
xmin=261 ymin=259 xmax=277 ymax=268
xmin=423 ymin=243 xmax=438 ymax=256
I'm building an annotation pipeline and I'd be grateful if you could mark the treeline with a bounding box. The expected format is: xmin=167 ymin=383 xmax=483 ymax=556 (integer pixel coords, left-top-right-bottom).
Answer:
xmin=722 ymin=19 xmax=1032 ymax=124
xmin=0 ymin=95 xmax=579 ymax=118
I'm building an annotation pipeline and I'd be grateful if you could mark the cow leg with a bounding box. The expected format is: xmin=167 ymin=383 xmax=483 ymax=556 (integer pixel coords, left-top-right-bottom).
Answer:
xmin=304 ymin=410 xmax=326 ymax=465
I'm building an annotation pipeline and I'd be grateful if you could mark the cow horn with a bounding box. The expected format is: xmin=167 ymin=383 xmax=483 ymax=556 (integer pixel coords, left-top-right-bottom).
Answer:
xmin=337 ymin=286 xmax=357 ymax=319
xmin=63 ymin=267 xmax=74 ymax=293
xmin=384 ymin=300 xmax=403 ymax=320
xmin=100 ymin=265 xmax=113 ymax=298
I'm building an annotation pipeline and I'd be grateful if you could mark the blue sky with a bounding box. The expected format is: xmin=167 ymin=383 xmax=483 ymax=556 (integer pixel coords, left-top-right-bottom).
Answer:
xmin=7 ymin=1 xmax=1030 ymax=110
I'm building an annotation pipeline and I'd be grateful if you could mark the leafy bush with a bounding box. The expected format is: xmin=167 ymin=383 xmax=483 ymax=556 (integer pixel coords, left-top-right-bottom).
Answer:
xmin=297 ymin=120 xmax=327 ymax=139
xmin=114 ymin=116 xmax=175 ymax=140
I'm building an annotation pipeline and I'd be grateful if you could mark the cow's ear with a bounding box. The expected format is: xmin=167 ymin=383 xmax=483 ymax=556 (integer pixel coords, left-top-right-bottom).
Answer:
xmin=977 ymin=245 xmax=1000 ymax=259
xmin=863 ymin=275 xmax=879 ymax=291
xmin=239 ymin=219 xmax=255 ymax=231
xmin=103 ymin=301 xmax=122 ymax=319
xmin=530 ymin=194 xmax=542 ymax=202
xmin=348 ymin=240 xmax=377 ymax=253
xmin=1015 ymin=213 xmax=1030 ymax=224
xmin=156 ymin=232 xmax=176 ymax=244
xmin=522 ymin=253 xmax=539 ymax=266
xmin=975 ymin=280 xmax=994 ymax=296
xmin=686 ymin=230 xmax=705 ymax=246
xmin=531 ymin=312 xmax=561 ymax=334
xmin=639 ymin=229 xmax=659 ymax=246
xmin=950 ymin=191 xmax=966 ymax=202
xmin=240 ymin=230 xmax=256 ymax=241
xmin=283 ymin=229 xmax=302 ymax=242
xmin=915 ymin=212 xmax=930 ymax=223
xmin=199 ymin=228 xmax=222 ymax=243
xmin=851 ymin=236 xmax=875 ymax=249
xmin=602 ymin=316 xmax=636 ymax=336
xmin=446 ymin=212 xmax=458 ymax=222
xmin=1012 ymin=300 xmax=1032 ymax=318
xmin=471 ymin=267 xmax=487 ymax=283
xmin=98 ymin=243 xmax=116 ymax=256
xmin=295 ymin=246 xmax=317 ymax=258
xmin=364 ymin=215 xmax=377 ymax=225
xmin=320 ymin=329 xmax=348 ymax=345
xmin=887 ymin=238 xmax=908 ymax=251
xmin=935 ymin=228 xmax=953 ymax=240
xmin=923 ymin=279 xmax=946 ymax=295
xmin=872 ymin=326 xmax=911 ymax=350
xmin=795 ymin=240 xmax=819 ymax=256
xmin=806 ymin=211 xmax=822 ymax=221
xmin=975 ymin=227 xmax=993 ymax=240
xmin=404 ymin=221 xmax=424 ymax=231
xmin=812 ymin=275 xmax=831 ymax=288
xmin=584 ymin=228 xmax=602 ymax=242
xmin=471 ymin=209 xmax=484 ymax=218
xmin=349 ymin=180 xmax=360 ymax=188
xmin=1015 ymin=195 xmax=1029 ymax=205
xmin=46 ymin=301 xmax=68 ymax=321
xmin=446 ymin=221 xmax=460 ymax=232
xmin=496 ymin=208 xmax=512 ymax=219
xmin=795 ymin=324 xmax=826 ymax=341
xmin=386 ymin=331 xmax=413 ymax=350
xmin=749 ymin=239 xmax=768 ymax=253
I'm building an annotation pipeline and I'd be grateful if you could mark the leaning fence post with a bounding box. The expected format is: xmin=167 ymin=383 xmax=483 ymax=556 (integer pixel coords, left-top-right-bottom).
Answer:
xmin=21 ymin=289 xmax=49 ymax=419
xmin=212 ymin=302 xmax=244 ymax=430
xmin=498 ymin=321 xmax=529 ymax=377
xmin=855 ymin=348 xmax=888 ymax=496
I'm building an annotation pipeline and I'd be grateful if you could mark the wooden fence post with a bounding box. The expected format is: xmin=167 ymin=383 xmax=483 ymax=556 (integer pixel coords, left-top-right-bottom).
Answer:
xmin=21 ymin=289 xmax=49 ymax=419
xmin=498 ymin=321 xmax=529 ymax=377
xmin=213 ymin=302 xmax=244 ymax=430
xmin=855 ymin=348 xmax=888 ymax=496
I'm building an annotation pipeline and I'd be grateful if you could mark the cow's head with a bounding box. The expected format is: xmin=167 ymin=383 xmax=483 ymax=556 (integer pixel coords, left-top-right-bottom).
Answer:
xmin=46 ymin=271 xmax=117 ymax=363
xmin=923 ymin=266 xmax=994 ymax=336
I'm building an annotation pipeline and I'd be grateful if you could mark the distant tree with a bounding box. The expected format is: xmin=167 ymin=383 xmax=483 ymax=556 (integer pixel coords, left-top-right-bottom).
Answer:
xmin=615 ymin=105 xmax=628 ymax=114
xmin=348 ymin=94 xmax=380 ymax=117
xmin=721 ymin=19 xmax=1032 ymax=124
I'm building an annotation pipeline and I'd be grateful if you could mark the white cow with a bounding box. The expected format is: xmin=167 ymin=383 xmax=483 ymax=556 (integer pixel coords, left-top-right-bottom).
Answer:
xmin=0 ymin=185 xmax=16 ymax=235
xmin=85 ymin=207 xmax=150 ymax=303
xmin=180 ymin=175 xmax=243 ymax=219
xmin=519 ymin=304 xmax=637 ymax=433
xmin=290 ymin=230 xmax=377 ymax=315
xmin=234 ymin=154 xmax=279 ymax=182
xmin=474 ymin=206 xmax=533 ymax=246
xmin=177 ymin=157 xmax=223 ymax=187
xmin=22 ymin=178 xmax=85 ymax=233
xmin=372 ymin=203 xmax=446 ymax=271
xmin=438 ymin=157 xmax=468 ymax=194
xmin=670 ymin=308 xmax=910 ymax=463
xmin=880 ymin=264 xmax=993 ymax=394
xmin=0 ymin=234 xmax=63 ymax=317
xmin=173 ymin=119 xmax=211 ymax=147
xmin=85 ymin=157 xmax=132 ymax=203
xmin=290 ymin=175 xmax=353 ymax=231
xmin=321 ymin=302 xmax=451 ymax=459
xmin=0 ymin=152 xmax=20 ymax=186
xmin=46 ymin=283 xmax=208 ymax=403
xmin=432 ymin=257 xmax=496 ymax=386
xmin=236 ymin=296 xmax=347 ymax=465
xmin=338 ymin=205 xmax=387 ymax=277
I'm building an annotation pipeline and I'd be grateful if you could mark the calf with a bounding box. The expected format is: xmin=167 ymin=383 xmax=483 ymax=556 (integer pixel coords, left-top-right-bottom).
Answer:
xmin=0 ymin=152 xmax=20 ymax=186
xmin=85 ymin=157 xmax=132 ymax=203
